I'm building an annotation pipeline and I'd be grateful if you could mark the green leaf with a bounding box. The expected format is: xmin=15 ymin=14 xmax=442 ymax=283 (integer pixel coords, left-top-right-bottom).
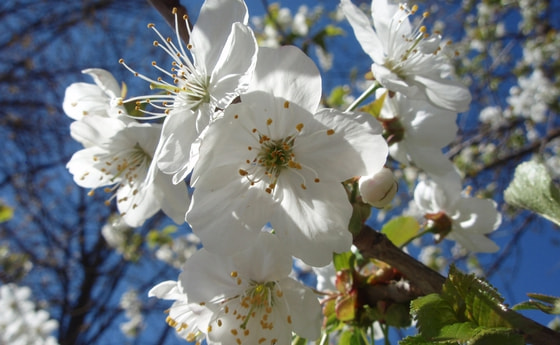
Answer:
xmin=324 ymin=24 xmax=343 ymax=37
xmin=0 ymin=203 xmax=14 ymax=222
xmin=399 ymin=335 xmax=442 ymax=345
xmin=381 ymin=216 xmax=420 ymax=247
xmin=437 ymin=322 xmax=479 ymax=341
xmin=359 ymin=90 xmax=386 ymax=119
xmin=513 ymin=293 xmax=560 ymax=314
xmin=291 ymin=335 xmax=307 ymax=345
xmin=470 ymin=327 xmax=525 ymax=345
xmin=504 ymin=160 xmax=560 ymax=226
xmin=443 ymin=266 xmax=509 ymax=329
xmin=327 ymin=86 xmax=350 ymax=108
xmin=338 ymin=330 xmax=353 ymax=345
xmin=333 ymin=251 xmax=355 ymax=271
xmin=411 ymin=293 xmax=460 ymax=338
xmin=336 ymin=294 xmax=357 ymax=322
xmin=384 ymin=302 xmax=413 ymax=328
xmin=337 ymin=328 xmax=368 ymax=345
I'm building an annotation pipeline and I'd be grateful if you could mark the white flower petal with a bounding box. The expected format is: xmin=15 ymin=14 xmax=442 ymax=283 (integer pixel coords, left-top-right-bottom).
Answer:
xmin=69 ymin=116 xmax=127 ymax=148
xmin=156 ymin=110 xmax=199 ymax=179
xmin=232 ymin=232 xmax=292 ymax=282
xmin=249 ymin=46 xmax=321 ymax=113
xmin=153 ymin=170 xmax=190 ymax=225
xmin=452 ymin=198 xmax=501 ymax=234
xmin=66 ymin=147 xmax=115 ymax=188
xmin=148 ymin=281 xmax=182 ymax=299
xmin=273 ymin=176 xmax=353 ymax=266
xmin=413 ymin=74 xmax=472 ymax=112
xmin=211 ymin=22 xmax=257 ymax=110
xmin=279 ymin=278 xmax=322 ymax=341
xmin=191 ymin=0 xmax=249 ymax=72
xmin=297 ymin=108 xmax=387 ymax=179
xmin=447 ymin=231 xmax=499 ymax=253
xmin=180 ymin=249 xmax=241 ymax=304
xmin=340 ymin=0 xmax=385 ymax=62
xmin=62 ymin=83 xmax=109 ymax=120
xmin=82 ymin=68 xmax=121 ymax=99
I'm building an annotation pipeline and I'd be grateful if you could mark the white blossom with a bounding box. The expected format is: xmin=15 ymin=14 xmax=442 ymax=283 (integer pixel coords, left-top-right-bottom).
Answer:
xmin=177 ymin=232 xmax=322 ymax=345
xmin=340 ymin=0 xmax=471 ymax=112
xmin=67 ymin=116 xmax=189 ymax=227
xmin=63 ymin=68 xmax=128 ymax=122
xmin=414 ymin=172 xmax=501 ymax=253
xmin=187 ymin=45 xmax=388 ymax=266
xmin=378 ymin=89 xmax=458 ymax=177
xmin=120 ymin=0 xmax=258 ymax=183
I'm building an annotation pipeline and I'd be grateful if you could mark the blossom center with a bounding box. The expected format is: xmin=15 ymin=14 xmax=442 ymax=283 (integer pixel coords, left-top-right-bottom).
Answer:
xmin=257 ymin=136 xmax=296 ymax=178
xmin=118 ymin=10 xmax=213 ymax=117
xmin=176 ymin=72 xmax=211 ymax=111
xmin=87 ymin=143 xmax=152 ymax=209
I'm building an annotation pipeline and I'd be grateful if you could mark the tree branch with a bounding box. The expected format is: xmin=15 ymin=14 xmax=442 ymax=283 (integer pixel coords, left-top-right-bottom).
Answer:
xmin=353 ymin=224 xmax=560 ymax=345
xmin=353 ymin=225 xmax=446 ymax=295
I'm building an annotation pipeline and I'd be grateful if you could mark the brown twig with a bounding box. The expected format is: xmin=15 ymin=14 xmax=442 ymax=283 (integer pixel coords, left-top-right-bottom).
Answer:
xmin=353 ymin=225 xmax=446 ymax=295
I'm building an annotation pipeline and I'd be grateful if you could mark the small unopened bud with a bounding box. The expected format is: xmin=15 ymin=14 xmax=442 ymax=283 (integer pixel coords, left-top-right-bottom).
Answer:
xmin=358 ymin=168 xmax=398 ymax=208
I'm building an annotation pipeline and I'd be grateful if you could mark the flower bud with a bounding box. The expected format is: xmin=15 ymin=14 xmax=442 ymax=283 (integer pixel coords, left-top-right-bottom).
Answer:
xmin=358 ymin=168 xmax=398 ymax=208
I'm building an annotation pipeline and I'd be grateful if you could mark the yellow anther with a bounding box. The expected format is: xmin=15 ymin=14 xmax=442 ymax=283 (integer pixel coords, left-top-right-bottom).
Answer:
xmin=327 ymin=129 xmax=335 ymax=135
xmin=283 ymin=101 xmax=290 ymax=108
xmin=296 ymin=123 xmax=304 ymax=132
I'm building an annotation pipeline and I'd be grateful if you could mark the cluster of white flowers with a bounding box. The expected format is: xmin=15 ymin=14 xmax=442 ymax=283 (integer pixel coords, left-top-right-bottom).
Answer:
xmin=61 ymin=0 xmax=503 ymax=342
xmin=119 ymin=289 xmax=144 ymax=337
xmin=0 ymin=284 xmax=59 ymax=345
xmin=341 ymin=0 xmax=501 ymax=252
xmin=507 ymin=69 xmax=559 ymax=123
xmin=154 ymin=233 xmax=201 ymax=268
